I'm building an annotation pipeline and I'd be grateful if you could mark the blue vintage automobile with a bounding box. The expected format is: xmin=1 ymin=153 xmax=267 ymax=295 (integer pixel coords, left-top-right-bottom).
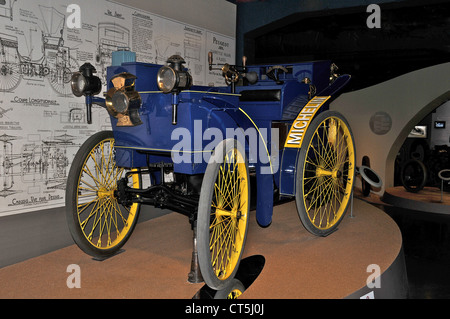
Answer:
xmin=66 ymin=51 xmax=357 ymax=291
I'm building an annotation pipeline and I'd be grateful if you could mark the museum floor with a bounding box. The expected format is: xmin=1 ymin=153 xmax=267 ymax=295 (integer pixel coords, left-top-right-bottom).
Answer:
xmin=357 ymin=188 xmax=450 ymax=299
xmin=0 ymin=198 xmax=404 ymax=299
xmin=0 ymin=187 xmax=448 ymax=299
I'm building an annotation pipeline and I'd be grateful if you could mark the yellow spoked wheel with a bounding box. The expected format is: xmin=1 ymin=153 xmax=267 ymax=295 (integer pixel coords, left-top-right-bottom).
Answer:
xmin=197 ymin=139 xmax=250 ymax=290
xmin=295 ymin=111 xmax=355 ymax=236
xmin=66 ymin=131 xmax=141 ymax=258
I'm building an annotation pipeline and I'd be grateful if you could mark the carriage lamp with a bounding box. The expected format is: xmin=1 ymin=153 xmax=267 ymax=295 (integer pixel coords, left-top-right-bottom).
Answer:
xmin=157 ymin=55 xmax=192 ymax=125
xmin=105 ymin=72 xmax=142 ymax=126
xmin=70 ymin=63 xmax=102 ymax=97
xmin=157 ymin=55 xmax=192 ymax=93
xmin=71 ymin=63 xmax=102 ymax=124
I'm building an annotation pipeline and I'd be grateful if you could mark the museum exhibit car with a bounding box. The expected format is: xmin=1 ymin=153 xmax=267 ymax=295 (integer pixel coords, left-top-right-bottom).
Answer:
xmin=66 ymin=50 xmax=372 ymax=291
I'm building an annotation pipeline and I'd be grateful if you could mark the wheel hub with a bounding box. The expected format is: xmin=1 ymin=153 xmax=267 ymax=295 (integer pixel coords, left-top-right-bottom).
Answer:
xmin=316 ymin=167 xmax=341 ymax=179
xmin=215 ymin=208 xmax=242 ymax=221
xmin=97 ymin=187 xmax=115 ymax=199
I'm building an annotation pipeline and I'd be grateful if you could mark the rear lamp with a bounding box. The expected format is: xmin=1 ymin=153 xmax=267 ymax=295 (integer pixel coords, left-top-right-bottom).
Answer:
xmin=157 ymin=55 xmax=192 ymax=93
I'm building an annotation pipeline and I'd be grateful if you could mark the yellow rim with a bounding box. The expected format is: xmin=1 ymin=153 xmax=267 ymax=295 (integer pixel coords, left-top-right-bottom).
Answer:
xmin=227 ymin=288 xmax=243 ymax=299
xmin=302 ymin=116 xmax=355 ymax=230
xmin=75 ymin=137 xmax=140 ymax=250
xmin=210 ymin=147 xmax=248 ymax=280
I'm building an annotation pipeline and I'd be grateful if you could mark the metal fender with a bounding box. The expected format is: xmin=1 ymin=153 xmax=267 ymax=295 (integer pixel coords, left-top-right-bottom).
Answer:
xmin=219 ymin=108 xmax=274 ymax=227
xmin=279 ymin=74 xmax=351 ymax=196
xmin=318 ymin=74 xmax=351 ymax=98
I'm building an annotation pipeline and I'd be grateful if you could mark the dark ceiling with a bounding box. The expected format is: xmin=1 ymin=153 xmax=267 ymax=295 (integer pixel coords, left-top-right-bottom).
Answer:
xmin=243 ymin=0 xmax=450 ymax=91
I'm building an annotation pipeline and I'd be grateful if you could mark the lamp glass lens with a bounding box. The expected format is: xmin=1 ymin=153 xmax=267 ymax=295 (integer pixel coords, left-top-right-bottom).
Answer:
xmin=112 ymin=91 xmax=129 ymax=113
xmin=157 ymin=67 xmax=176 ymax=93
xmin=71 ymin=73 xmax=86 ymax=97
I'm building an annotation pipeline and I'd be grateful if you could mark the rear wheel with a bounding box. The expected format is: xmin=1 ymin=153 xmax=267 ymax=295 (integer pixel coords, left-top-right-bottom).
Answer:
xmin=66 ymin=130 xmax=141 ymax=258
xmin=197 ymin=139 xmax=250 ymax=290
xmin=295 ymin=111 xmax=356 ymax=236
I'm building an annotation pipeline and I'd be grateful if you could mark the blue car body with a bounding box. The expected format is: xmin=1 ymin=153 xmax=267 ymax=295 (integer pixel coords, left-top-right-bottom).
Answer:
xmin=102 ymin=59 xmax=350 ymax=226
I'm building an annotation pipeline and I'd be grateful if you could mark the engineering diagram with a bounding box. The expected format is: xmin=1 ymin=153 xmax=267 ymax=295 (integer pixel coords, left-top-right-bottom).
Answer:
xmin=0 ymin=5 xmax=78 ymax=96
xmin=0 ymin=0 xmax=16 ymax=21
xmin=0 ymin=132 xmax=79 ymax=198
xmin=184 ymin=32 xmax=201 ymax=62
xmin=95 ymin=22 xmax=130 ymax=82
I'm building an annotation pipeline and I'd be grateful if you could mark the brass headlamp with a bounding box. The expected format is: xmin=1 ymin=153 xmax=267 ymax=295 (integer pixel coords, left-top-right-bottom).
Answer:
xmin=105 ymin=72 xmax=142 ymax=126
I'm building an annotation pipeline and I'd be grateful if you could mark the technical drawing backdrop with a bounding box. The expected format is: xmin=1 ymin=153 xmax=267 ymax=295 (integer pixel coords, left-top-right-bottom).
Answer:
xmin=0 ymin=0 xmax=235 ymax=216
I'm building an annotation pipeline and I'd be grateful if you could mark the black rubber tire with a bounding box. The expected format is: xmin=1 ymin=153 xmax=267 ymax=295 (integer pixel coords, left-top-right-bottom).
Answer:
xmin=401 ymin=159 xmax=427 ymax=193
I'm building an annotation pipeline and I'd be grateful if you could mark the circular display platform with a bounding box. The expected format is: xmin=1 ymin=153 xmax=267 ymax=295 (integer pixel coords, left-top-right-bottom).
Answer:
xmin=383 ymin=186 xmax=450 ymax=214
xmin=0 ymin=199 xmax=406 ymax=299
xmin=241 ymin=199 xmax=406 ymax=299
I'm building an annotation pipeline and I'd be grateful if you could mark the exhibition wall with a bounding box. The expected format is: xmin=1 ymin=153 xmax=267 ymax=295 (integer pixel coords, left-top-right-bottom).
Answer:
xmin=115 ymin=0 xmax=236 ymax=38
xmin=331 ymin=63 xmax=450 ymax=193
xmin=0 ymin=0 xmax=236 ymax=217
xmin=0 ymin=0 xmax=236 ymax=267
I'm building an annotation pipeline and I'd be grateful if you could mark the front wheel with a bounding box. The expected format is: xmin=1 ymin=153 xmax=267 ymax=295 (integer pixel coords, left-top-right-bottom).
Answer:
xmin=295 ymin=111 xmax=356 ymax=236
xmin=214 ymin=278 xmax=246 ymax=299
xmin=65 ymin=130 xmax=141 ymax=258
xmin=197 ymin=139 xmax=250 ymax=290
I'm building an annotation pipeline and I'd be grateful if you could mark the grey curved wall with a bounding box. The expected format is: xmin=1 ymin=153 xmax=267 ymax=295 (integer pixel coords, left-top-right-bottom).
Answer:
xmin=331 ymin=62 xmax=450 ymax=193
